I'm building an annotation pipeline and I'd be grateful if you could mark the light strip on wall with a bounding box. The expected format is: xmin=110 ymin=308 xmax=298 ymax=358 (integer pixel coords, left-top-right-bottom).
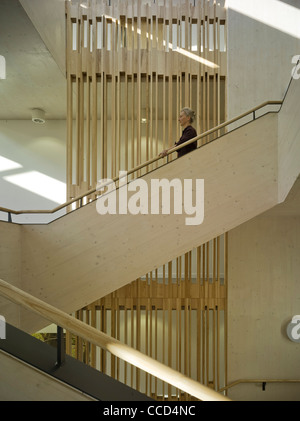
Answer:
xmin=3 ymin=171 xmax=66 ymax=204
xmin=175 ymin=48 xmax=219 ymax=68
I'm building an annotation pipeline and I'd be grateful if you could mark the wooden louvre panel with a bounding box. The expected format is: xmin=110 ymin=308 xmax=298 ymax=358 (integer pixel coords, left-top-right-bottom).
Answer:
xmin=65 ymin=0 xmax=227 ymax=400
xmin=66 ymin=233 xmax=228 ymax=400
xmin=66 ymin=0 xmax=226 ymax=200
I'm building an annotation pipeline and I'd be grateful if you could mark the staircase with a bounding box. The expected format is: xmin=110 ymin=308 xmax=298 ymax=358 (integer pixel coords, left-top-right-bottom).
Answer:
xmin=0 ymin=74 xmax=299 ymax=333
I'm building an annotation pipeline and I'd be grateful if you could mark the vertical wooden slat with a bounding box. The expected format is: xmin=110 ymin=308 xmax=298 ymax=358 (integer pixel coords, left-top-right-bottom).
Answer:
xmin=136 ymin=299 xmax=140 ymax=391
xmin=206 ymin=305 xmax=209 ymax=386
xmin=212 ymin=307 xmax=216 ymax=389
xmin=154 ymin=303 xmax=158 ymax=397
xmin=117 ymin=73 xmax=121 ymax=176
xmin=86 ymin=76 xmax=90 ymax=188
xmin=149 ymin=73 xmax=153 ymax=169
xmin=125 ymin=74 xmax=129 ymax=171
xmin=131 ymin=300 xmax=134 ymax=389
xmin=101 ymin=304 xmax=106 ymax=373
xmin=149 ymin=296 xmax=153 ymax=396
xmin=90 ymin=304 xmax=96 ymax=367
xmin=197 ymin=303 xmax=201 ymax=385
xmin=216 ymin=305 xmax=220 ymax=391
xmin=67 ymin=75 xmax=73 ymax=201
xmin=137 ymin=72 xmax=141 ymax=176
xmin=131 ymin=75 xmax=135 ymax=175
xmin=111 ymin=73 xmax=116 ymax=179
xmin=91 ymin=72 xmax=97 ymax=191
xmin=102 ymin=74 xmax=107 ymax=179
xmin=167 ymin=297 xmax=172 ymax=399
xmin=162 ymin=301 xmax=166 ymax=399
xmin=202 ymin=307 xmax=205 ymax=386
xmin=124 ymin=305 xmax=128 ymax=387
xmin=145 ymin=298 xmax=149 ymax=396
xmin=155 ymin=72 xmax=158 ymax=167
xmin=224 ymin=232 xmax=228 ymax=396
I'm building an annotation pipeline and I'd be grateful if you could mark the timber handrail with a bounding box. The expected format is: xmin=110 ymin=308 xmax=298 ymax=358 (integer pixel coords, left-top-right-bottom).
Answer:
xmin=0 ymin=278 xmax=230 ymax=401
xmin=218 ymin=378 xmax=300 ymax=393
xmin=0 ymin=99 xmax=282 ymax=217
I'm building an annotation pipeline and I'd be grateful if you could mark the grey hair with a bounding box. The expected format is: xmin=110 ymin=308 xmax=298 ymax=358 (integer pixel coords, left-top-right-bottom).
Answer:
xmin=181 ymin=107 xmax=196 ymax=123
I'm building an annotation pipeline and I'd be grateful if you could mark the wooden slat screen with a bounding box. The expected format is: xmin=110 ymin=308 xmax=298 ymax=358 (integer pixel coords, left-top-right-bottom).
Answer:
xmin=66 ymin=233 xmax=228 ymax=400
xmin=66 ymin=0 xmax=226 ymax=200
xmin=65 ymin=0 xmax=227 ymax=400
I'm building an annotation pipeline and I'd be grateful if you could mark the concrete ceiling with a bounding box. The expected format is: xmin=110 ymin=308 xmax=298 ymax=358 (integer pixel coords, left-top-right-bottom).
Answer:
xmin=0 ymin=0 xmax=67 ymax=121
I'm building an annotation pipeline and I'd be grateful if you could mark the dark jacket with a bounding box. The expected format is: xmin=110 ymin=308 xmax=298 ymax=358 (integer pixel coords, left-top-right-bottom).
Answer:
xmin=175 ymin=125 xmax=197 ymax=158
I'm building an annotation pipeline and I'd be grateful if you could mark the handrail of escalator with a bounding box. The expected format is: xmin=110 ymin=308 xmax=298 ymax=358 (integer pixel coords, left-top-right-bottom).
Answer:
xmin=0 ymin=99 xmax=282 ymax=218
xmin=0 ymin=277 xmax=230 ymax=402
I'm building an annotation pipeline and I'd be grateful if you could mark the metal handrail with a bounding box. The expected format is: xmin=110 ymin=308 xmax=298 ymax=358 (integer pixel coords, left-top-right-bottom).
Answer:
xmin=219 ymin=378 xmax=300 ymax=393
xmin=0 ymin=100 xmax=282 ymax=218
xmin=0 ymin=278 xmax=230 ymax=401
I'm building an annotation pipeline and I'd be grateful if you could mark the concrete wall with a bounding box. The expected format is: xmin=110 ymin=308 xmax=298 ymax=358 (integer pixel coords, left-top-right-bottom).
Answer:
xmin=227 ymin=202 xmax=300 ymax=400
xmin=226 ymin=0 xmax=300 ymax=119
xmin=226 ymin=0 xmax=300 ymax=400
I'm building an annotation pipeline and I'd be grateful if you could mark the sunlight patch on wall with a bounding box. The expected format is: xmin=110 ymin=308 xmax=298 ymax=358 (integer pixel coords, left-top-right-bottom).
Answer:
xmin=3 ymin=171 xmax=66 ymax=204
xmin=0 ymin=156 xmax=22 ymax=172
xmin=227 ymin=0 xmax=300 ymax=39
